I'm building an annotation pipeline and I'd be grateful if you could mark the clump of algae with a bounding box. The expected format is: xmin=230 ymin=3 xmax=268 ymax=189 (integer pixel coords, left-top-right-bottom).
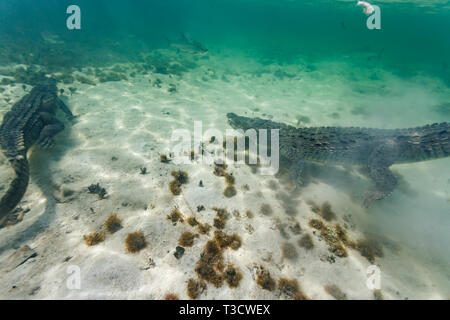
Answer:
xmin=169 ymin=170 xmax=189 ymax=195
xmin=125 ymin=230 xmax=147 ymax=253
xmin=84 ymin=232 xmax=105 ymax=246
xmin=256 ymin=268 xmax=276 ymax=291
xmin=194 ymin=230 xmax=242 ymax=288
xmin=179 ymin=231 xmax=198 ymax=247
xmin=187 ymin=278 xmax=206 ymax=300
xmin=309 ymin=219 xmax=348 ymax=258
xmin=279 ymin=278 xmax=309 ymax=300
xmin=104 ymin=213 xmax=122 ymax=233
xmin=167 ymin=208 xmax=184 ymax=224
xmin=309 ymin=218 xmax=384 ymax=263
xmin=298 ymin=234 xmax=314 ymax=250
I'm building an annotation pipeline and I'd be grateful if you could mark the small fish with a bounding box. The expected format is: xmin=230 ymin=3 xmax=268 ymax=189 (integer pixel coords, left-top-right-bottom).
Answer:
xmin=166 ymin=33 xmax=208 ymax=55
xmin=357 ymin=1 xmax=375 ymax=15
xmin=40 ymin=31 xmax=64 ymax=44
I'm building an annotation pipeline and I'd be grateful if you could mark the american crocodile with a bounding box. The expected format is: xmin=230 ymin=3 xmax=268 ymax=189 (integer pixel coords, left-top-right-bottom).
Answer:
xmin=0 ymin=79 xmax=73 ymax=226
xmin=227 ymin=113 xmax=450 ymax=207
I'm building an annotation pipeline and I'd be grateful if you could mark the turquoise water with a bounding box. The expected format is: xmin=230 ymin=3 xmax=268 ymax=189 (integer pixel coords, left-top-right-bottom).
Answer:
xmin=1 ymin=1 xmax=449 ymax=80
xmin=0 ymin=1 xmax=449 ymax=300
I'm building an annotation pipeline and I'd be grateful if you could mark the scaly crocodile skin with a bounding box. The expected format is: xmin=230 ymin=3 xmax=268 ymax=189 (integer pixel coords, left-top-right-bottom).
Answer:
xmin=227 ymin=113 xmax=450 ymax=207
xmin=0 ymin=79 xmax=73 ymax=225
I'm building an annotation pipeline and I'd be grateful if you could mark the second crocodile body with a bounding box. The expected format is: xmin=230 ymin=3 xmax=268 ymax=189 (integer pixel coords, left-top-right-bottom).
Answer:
xmin=0 ymin=79 xmax=73 ymax=226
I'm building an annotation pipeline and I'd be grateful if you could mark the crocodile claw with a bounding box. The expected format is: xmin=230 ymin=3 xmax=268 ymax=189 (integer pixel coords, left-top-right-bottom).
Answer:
xmin=67 ymin=114 xmax=78 ymax=123
xmin=37 ymin=136 xmax=54 ymax=148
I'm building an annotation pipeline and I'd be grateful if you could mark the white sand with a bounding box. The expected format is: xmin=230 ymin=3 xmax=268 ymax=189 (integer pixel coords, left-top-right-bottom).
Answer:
xmin=0 ymin=49 xmax=449 ymax=299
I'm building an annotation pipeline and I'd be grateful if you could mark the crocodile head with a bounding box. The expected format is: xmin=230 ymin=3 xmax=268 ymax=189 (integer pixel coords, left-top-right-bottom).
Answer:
xmin=227 ymin=113 xmax=287 ymax=131
xmin=35 ymin=78 xmax=57 ymax=92
xmin=227 ymin=113 xmax=247 ymax=130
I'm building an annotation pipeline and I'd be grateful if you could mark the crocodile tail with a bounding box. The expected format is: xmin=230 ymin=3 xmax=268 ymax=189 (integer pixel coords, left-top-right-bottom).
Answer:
xmin=0 ymin=155 xmax=29 ymax=226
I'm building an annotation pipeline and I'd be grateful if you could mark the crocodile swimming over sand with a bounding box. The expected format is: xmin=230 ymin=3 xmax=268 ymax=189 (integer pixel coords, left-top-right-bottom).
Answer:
xmin=0 ymin=78 xmax=73 ymax=226
xmin=227 ymin=113 xmax=450 ymax=207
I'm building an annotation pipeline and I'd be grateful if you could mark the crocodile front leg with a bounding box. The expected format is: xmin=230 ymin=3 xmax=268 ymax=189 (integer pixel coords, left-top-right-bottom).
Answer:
xmin=57 ymin=98 xmax=75 ymax=120
xmin=364 ymin=143 xmax=398 ymax=207
xmin=288 ymin=160 xmax=306 ymax=189
xmin=37 ymin=112 xmax=65 ymax=148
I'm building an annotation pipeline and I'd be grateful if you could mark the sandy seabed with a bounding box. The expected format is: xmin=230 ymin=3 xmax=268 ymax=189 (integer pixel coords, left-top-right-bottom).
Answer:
xmin=0 ymin=49 xmax=449 ymax=299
